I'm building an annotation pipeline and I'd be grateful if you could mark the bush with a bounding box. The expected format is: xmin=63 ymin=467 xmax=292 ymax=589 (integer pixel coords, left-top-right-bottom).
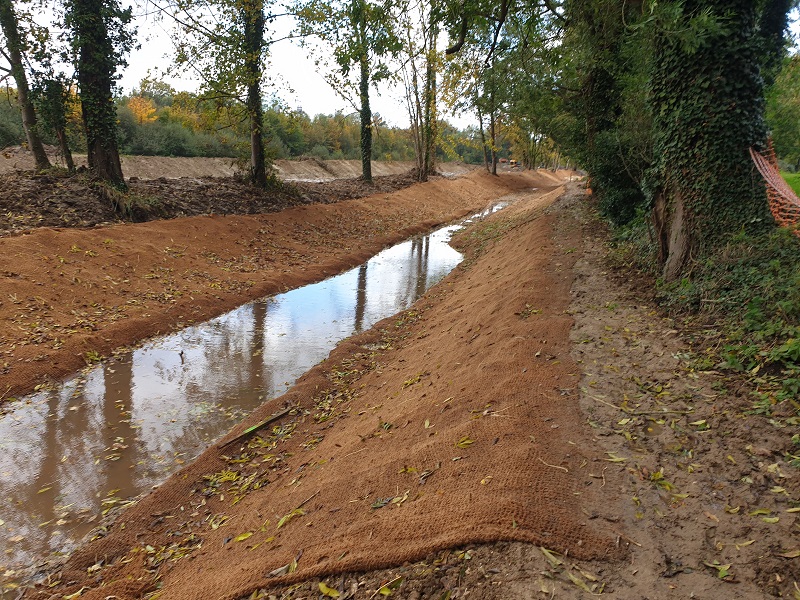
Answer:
xmin=309 ymin=144 xmax=330 ymax=160
xmin=0 ymin=100 xmax=24 ymax=149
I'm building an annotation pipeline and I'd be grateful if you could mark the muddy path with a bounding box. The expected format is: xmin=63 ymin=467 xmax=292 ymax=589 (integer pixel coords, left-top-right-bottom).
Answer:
xmin=2 ymin=173 xmax=796 ymax=599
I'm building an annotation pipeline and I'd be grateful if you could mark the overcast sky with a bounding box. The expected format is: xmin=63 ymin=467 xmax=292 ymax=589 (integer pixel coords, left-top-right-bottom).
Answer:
xmin=119 ymin=11 xmax=474 ymax=129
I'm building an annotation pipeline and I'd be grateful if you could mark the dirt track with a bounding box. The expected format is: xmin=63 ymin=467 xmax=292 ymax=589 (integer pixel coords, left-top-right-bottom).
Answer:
xmin=1 ymin=168 xmax=797 ymax=599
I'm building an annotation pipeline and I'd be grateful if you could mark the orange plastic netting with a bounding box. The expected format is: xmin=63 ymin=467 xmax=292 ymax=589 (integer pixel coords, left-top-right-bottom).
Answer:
xmin=751 ymin=143 xmax=800 ymax=234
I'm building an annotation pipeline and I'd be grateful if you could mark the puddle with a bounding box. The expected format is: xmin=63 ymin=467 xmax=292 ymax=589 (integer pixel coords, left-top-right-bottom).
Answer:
xmin=0 ymin=206 xmax=505 ymax=582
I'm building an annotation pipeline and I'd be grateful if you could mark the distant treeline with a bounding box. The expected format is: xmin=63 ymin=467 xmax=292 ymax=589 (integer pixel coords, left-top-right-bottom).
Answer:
xmin=0 ymin=83 xmax=492 ymax=164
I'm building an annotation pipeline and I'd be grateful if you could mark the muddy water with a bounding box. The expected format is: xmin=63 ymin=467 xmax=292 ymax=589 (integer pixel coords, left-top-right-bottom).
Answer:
xmin=0 ymin=212 xmax=494 ymax=583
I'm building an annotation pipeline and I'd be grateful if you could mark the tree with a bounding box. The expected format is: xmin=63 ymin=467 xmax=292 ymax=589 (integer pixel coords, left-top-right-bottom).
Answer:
xmin=64 ymin=0 xmax=132 ymax=186
xmin=156 ymin=0 xmax=273 ymax=187
xmin=127 ymin=95 xmax=158 ymax=124
xmin=296 ymin=0 xmax=400 ymax=182
xmin=32 ymin=77 xmax=76 ymax=170
xmin=398 ymin=0 xmax=440 ymax=181
xmin=648 ymin=1 xmax=773 ymax=280
xmin=767 ymin=56 xmax=800 ymax=170
xmin=0 ymin=0 xmax=50 ymax=169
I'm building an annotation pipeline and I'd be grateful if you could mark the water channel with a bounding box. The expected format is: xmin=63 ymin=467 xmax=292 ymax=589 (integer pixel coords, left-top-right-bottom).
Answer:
xmin=0 ymin=206 xmax=504 ymax=583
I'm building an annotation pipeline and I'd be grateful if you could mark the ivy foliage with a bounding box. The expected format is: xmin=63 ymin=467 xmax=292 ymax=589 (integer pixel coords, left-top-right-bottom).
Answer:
xmin=657 ymin=226 xmax=800 ymax=412
xmin=64 ymin=0 xmax=133 ymax=184
xmin=647 ymin=0 xmax=771 ymax=251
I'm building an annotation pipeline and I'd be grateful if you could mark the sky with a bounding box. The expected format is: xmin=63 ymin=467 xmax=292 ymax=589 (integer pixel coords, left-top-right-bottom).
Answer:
xmin=119 ymin=11 xmax=474 ymax=129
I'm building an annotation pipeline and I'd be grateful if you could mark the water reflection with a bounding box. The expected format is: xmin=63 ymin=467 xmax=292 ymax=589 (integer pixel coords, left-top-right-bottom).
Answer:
xmin=0 ymin=221 xmax=464 ymax=578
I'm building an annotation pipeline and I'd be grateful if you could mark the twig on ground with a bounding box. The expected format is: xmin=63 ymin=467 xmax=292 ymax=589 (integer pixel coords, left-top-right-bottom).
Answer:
xmin=613 ymin=530 xmax=642 ymax=548
xmin=218 ymin=404 xmax=294 ymax=449
xmin=538 ymin=457 xmax=569 ymax=472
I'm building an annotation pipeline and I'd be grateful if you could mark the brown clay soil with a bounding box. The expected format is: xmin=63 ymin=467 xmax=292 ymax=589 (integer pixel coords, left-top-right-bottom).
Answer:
xmin=0 ymin=159 xmax=798 ymax=599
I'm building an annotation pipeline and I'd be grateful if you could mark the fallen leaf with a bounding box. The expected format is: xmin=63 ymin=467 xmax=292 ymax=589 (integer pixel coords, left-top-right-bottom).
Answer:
xmin=234 ymin=531 xmax=253 ymax=542
xmin=747 ymin=508 xmax=771 ymax=516
xmin=277 ymin=508 xmax=305 ymax=529
xmin=455 ymin=436 xmax=474 ymax=449
xmin=762 ymin=516 xmax=780 ymax=524
xmin=540 ymin=547 xmax=562 ymax=568
xmin=319 ymin=582 xmax=340 ymax=597
xmin=604 ymin=452 xmax=627 ymax=463
xmin=378 ymin=576 xmax=403 ymax=595
xmin=566 ymin=570 xmax=593 ymax=594
xmin=776 ymin=549 xmax=800 ymax=558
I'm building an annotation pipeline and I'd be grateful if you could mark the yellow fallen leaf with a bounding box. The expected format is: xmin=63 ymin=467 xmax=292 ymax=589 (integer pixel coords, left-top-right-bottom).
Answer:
xmin=762 ymin=516 xmax=780 ymax=524
xmin=604 ymin=452 xmax=626 ymax=463
xmin=378 ymin=576 xmax=403 ymax=595
xmin=776 ymin=549 xmax=800 ymax=558
xmin=735 ymin=540 xmax=755 ymax=550
xmin=234 ymin=531 xmax=253 ymax=542
xmin=540 ymin=547 xmax=562 ymax=568
xmin=748 ymin=508 xmax=771 ymax=516
xmin=786 ymin=507 xmax=800 ymax=513
xmin=566 ymin=570 xmax=593 ymax=594
xmin=318 ymin=582 xmax=340 ymax=597
xmin=455 ymin=436 xmax=474 ymax=449
xmin=277 ymin=508 xmax=305 ymax=529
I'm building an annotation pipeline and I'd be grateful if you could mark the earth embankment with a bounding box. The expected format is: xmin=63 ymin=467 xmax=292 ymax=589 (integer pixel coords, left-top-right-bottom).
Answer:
xmin=0 ymin=169 xmax=565 ymax=402
xmin=0 ymin=149 xmax=474 ymax=181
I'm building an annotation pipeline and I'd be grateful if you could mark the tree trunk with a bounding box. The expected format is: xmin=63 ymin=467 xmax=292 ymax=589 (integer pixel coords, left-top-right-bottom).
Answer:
xmin=489 ymin=111 xmax=497 ymax=176
xmin=244 ymin=0 xmax=267 ymax=188
xmin=0 ymin=0 xmax=51 ymax=170
xmin=357 ymin=11 xmax=372 ymax=183
xmin=56 ymin=129 xmax=75 ymax=171
xmin=477 ymin=104 xmax=489 ymax=173
xmin=69 ymin=0 xmax=125 ymax=186
xmin=421 ymin=10 xmax=437 ymax=178
xmin=649 ymin=0 xmax=771 ymax=281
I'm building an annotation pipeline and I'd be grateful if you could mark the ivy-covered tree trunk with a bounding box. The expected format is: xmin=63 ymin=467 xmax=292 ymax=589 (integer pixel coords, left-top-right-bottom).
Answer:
xmin=67 ymin=0 xmax=125 ymax=186
xmin=0 ymin=0 xmax=51 ymax=170
xmin=243 ymin=0 xmax=267 ymax=188
xmin=650 ymin=0 xmax=770 ymax=281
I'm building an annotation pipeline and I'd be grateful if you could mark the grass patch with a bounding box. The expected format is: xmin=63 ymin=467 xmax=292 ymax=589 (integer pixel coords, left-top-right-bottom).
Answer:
xmin=656 ymin=227 xmax=800 ymax=420
xmin=781 ymin=171 xmax=800 ymax=197
xmin=607 ymin=205 xmax=800 ymax=431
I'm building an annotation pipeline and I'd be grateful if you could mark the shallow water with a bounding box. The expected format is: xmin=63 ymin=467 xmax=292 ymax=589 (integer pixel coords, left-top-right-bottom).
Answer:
xmin=0 ymin=209 xmax=502 ymax=581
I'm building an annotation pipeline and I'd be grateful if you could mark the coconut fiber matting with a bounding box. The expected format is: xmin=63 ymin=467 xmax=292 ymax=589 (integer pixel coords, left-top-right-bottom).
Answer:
xmin=36 ymin=189 xmax=620 ymax=600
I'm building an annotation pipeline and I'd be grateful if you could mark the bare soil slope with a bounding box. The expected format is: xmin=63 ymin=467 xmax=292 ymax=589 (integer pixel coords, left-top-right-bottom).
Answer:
xmin=1 ymin=169 xmax=796 ymax=600
xmin=0 ymin=148 xmax=474 ymax=181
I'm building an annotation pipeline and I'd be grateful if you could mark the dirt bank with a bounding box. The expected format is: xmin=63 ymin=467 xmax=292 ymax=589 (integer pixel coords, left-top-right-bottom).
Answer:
xmin=0 ymin=148 xmax=474 ymax=181
xmin=3 ymin=174 xmax=796 ymax=600
xmin=0 ymin=169 xmax=565 ymax=403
